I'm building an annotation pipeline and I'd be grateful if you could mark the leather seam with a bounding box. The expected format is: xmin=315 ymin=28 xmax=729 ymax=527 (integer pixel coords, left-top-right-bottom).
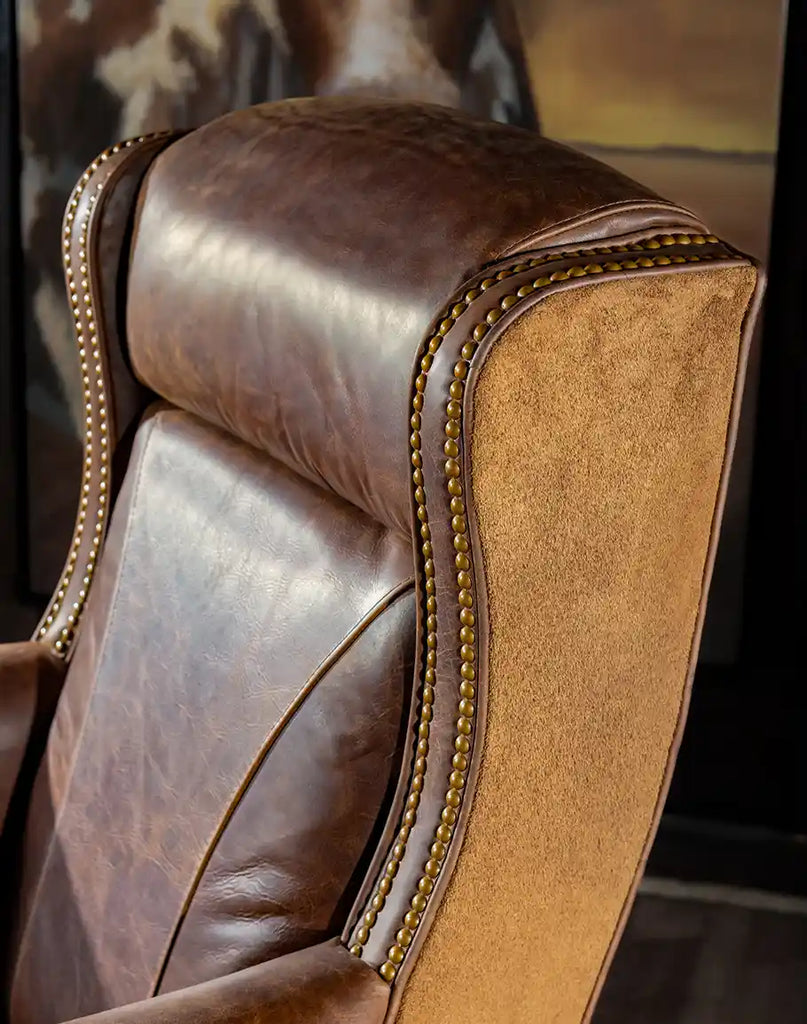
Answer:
xmin=149 ymin=577 xmax=416 ymax=996
xmin=498 ymin=200 xmax=704 ymax=259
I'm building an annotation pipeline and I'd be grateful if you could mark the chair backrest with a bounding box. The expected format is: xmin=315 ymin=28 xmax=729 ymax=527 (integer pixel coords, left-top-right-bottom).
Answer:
xmin=7 ymin=99 xmax=761 ymax=1024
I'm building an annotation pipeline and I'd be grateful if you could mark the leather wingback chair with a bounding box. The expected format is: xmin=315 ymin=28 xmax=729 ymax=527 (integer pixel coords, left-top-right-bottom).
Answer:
xmin=1 ymin=99 xmax=762 ymax=1024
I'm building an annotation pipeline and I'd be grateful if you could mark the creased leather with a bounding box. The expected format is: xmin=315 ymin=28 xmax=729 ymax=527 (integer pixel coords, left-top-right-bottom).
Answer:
xmin=64 ymin=941 xmax=390 ymax=1024
xmin=127 ymin=97 xmax=704 ymax=534
xmin=9 ymin=407 xmax=412 ymax=1024
xmin=158 ymin=589 xmax=415 ymax=992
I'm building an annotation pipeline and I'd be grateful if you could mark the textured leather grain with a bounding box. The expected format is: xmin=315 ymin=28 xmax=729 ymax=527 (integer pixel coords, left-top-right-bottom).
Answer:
xmin=64 ymin=941 xmax=390 ymax=1024
xmin=158 ymin=586 xmax=415 ymax=992
xmin=9 ymin=407 xmax=413 ymax=1024
xmin=126 ymin=97 xmax=705 ymax=534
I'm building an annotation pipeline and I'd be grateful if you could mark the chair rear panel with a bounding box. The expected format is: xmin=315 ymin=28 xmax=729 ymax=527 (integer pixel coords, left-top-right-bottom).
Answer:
xmin=9 ymin=406 xmax=414 ymax=1024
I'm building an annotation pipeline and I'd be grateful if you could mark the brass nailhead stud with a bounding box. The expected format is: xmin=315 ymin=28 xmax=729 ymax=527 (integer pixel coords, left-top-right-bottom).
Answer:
xmin=424 ymin=858 xmax=441 ymax=878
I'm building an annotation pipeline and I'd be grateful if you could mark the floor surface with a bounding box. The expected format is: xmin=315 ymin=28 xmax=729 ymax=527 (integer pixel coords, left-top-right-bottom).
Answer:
xmin=594 ymin=879 xmax=807 ymax=1023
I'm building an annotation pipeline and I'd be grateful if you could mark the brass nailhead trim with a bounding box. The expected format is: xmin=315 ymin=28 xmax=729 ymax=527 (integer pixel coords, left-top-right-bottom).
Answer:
xmin=37 ymin=135 xmax=166 ymax=657
xmin=348 ymin=233 xmax=735 ymax=980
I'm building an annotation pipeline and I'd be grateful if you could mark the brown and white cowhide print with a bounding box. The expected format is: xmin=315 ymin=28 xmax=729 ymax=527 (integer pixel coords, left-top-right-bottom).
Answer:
xmin=18 ymin=0 xmax=294 ymax=590
xmin=277 ymin=0 xmax=537 ymax=124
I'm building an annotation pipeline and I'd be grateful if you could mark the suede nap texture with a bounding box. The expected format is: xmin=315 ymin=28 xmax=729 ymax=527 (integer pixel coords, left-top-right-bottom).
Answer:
xmin=396 ymin=266 xmax=756 ymax=1024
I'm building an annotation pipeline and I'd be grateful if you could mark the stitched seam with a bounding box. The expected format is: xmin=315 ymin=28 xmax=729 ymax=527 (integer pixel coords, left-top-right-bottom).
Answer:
xmin=499 ymin=201 xmax=702 ymax=259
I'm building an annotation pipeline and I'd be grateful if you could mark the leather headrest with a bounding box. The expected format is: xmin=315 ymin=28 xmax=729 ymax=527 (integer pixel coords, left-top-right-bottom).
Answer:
xmin=126 ymin=97 xmax=704 ymax=533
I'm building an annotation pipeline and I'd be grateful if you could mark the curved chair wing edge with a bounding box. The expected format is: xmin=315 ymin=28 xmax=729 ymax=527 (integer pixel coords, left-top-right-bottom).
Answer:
xmin=32 ymin=132 xmax=182 ymax=658
xmin=342 ymin=232 xmax=763 ymax=1002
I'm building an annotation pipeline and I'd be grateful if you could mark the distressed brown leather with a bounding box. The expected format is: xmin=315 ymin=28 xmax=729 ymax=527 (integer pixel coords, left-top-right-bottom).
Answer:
xmin=159 ymin=553 xmax=415 ymax=991
xmin=92 ymin=134 xmax=181 ymax=451
xmin=9 ymin=408 xmax=413 ymax=1023
xmin=126 ymin=97 xmax=705 ymax=535
xmin=63 ymin=941 xmax=390 ymax=1024
xmin=0 ymin=643 xmax=63 ymax=835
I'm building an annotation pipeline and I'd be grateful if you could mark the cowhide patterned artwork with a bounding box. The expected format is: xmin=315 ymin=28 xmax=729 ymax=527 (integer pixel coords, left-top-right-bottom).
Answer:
xmin=17 ymin=0 xmax=534 ymax=593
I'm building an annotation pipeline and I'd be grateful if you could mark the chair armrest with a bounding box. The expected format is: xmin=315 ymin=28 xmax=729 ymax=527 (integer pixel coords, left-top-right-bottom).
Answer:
xmin=0 ymin=641 xmax=65 ymax=832
xmin=63 ymin=941 xmax=389 ymax=1024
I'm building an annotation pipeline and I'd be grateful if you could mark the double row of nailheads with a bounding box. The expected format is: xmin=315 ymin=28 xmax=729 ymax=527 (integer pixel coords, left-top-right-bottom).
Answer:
xmin=347 ymin=231 xmax=737 ymax=981
xmin=37 ymin=136 xmax=157 ymax=656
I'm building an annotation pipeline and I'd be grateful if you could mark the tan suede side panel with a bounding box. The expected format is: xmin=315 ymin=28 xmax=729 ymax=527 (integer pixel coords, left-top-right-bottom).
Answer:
xmin=396 ymin=267 xmax=756 ymax=1024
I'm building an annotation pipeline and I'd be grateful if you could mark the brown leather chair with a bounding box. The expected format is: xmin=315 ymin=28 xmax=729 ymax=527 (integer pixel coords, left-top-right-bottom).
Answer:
xmin=0 ymin=99 xmax=762 ymax=1024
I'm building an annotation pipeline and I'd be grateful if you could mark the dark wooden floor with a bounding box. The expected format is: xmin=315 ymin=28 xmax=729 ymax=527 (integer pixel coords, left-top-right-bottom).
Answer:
xmin=594 ymin=880 xmax=807 ymax=1024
